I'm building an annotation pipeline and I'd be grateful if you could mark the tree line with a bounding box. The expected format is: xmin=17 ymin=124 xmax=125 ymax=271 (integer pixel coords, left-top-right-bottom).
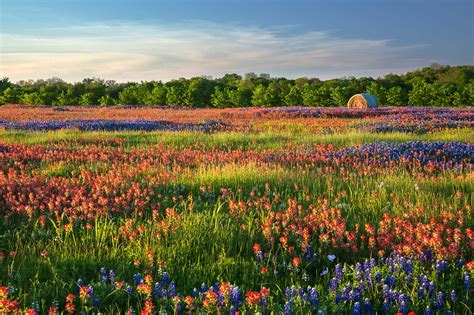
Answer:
xmin=0 ymin=65 xmax=472 ymax=107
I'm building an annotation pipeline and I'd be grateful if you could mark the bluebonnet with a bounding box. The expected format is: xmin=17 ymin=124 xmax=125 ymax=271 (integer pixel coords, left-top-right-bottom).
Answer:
xmin=283 ymin=301 xmax=293 ymax=315
xmin=230 ymin=286 xmax=242 ymax=306
xmin=305 ymin=245 xmax=314 ymax=260
xmin=434 ymin=291 xmax=444 ymax=310
xmin=382 ymin=299 xmax=390 ymax=313
xmin=93 ymin=297 xmax=100 ymax=307
xmin=464 ymin=272 xmax=471 ymax=290
xmin=100 ymin=267 xmax=108 ymax=284
xmin=168 ymin=281 xmax=176 ymax=297
xmin=364 ymin=298 xmax=372 ymax=313
xmin=307 ymin=287 xmax=318 ymax=308
xmin=109 ymin=270 xmax=115 ymax=283
xmin=398 ymin=293 xmax=409 ymax=314
xmin=417 ymin=287 xmax=425 ymax=299
xmin=450 ymin=290 xmax=457 ymax=302
xmin=328 ymin=141 xmax=474 ymax=169
xmin=329 ymin=278 xmax=338 ymax=292
xmin=1 ymin=119 xmax=229 ymax=132
xmin=133 ymin=273 xmax=142 ymax=285
xmin=161 ymin=272 xmax=170 ymax=285
xmin=435 ymin=260 xmax=448 ymax=273
xmin=375 ymin=272 xmax=382 ymax=283
xmin=353 ymin=301 xmax=361 ymax=315
xmin=335 ymin=264 xmax=343 ymax=281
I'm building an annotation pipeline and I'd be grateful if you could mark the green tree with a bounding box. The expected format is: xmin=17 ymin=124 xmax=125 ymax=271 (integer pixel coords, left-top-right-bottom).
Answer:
xmin=386 ymin=86 xmax=407 ymax=106
xmin=166 ymin=86 xmax=187 ymax=106
xmin=79 ymin=92 xmax=95 ymax=106
xmin=408 ymin=81 xmax=434 ymax=106
xmin=330 ymin=86 xmax=352 ymax=106
xmin=99 ymin=95 xmax=116 ymax=106
xmin=366 ymin=82 xmax=387 ymax=105
xmin=0 ymin=87 xmax=20 ymax=104
xmin=144 ymin=84 xmax=167 ymax=106
xmin=54 ymin=87 xmax=77 ymax=105
xmin=19 ymin=92 xmax=43 ymax=105
xmin=251 ymin=84 xmax=267 ymax=107
xmin=211 ymin=87 xmax=231 ymax=108
xmin=263 ymin=82 xmax=281 ymax=107
xmin=0 ymin=77 xmax=12 ymax=95
xmin=228 ymin=87 xmax=252 ymax=107
xmin=118 ymin=86 xmax=139 ymax=105
xmin=284 ymin=85 xmax=303 ymax=106
xmin=185 ymin=77 xmax=215 ymax=107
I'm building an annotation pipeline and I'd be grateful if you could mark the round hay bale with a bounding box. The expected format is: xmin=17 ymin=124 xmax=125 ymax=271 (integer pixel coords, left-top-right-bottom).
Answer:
xmin=347 ymin=93 xmax=379 ymax=108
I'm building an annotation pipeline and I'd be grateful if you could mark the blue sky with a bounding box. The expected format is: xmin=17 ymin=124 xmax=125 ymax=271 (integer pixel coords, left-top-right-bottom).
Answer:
xmin=0 ymin=0 xmax=473 ymax=82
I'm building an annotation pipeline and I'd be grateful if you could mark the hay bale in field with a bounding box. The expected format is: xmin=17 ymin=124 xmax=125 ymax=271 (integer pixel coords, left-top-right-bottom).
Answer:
xmin=347 ymin=93 xmax=379 ymax=108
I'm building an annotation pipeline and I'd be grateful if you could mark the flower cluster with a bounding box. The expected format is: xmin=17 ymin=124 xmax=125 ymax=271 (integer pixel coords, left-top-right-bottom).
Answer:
xmin=0 ymin=119 xmax=228 ymax=132
xmin=2 ymin=252 xmax=473 ymax=313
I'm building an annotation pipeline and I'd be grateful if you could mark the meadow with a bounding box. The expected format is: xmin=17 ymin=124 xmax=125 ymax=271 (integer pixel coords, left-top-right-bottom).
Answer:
xmin=0 ymin=106 xmax=473 ymax=314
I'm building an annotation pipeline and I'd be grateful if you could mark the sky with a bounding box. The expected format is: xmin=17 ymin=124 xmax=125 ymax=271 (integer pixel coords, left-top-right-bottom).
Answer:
xmin=0 ymin=0 xmax=473 ymax=82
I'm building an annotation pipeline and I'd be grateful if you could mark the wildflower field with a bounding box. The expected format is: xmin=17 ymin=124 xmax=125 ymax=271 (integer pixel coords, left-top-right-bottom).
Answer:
xmin=0 ymin=106 xmax=473 ymax=314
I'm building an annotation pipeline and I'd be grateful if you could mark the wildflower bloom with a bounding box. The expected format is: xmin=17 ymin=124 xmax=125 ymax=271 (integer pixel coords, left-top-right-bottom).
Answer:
xmin=137 ymin=283 xmax=152 ymax=296
xmin=65 ymin=302 xmax=76 ymax=314
xmin=246 ymin=291 xmax=260 ymax=305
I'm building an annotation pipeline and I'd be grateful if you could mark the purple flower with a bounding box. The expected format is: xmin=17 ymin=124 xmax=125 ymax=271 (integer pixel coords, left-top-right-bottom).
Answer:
xmin=464 ymin=272 xmax=471 ymax=290
xmin=417 ymin=287 xmax=425 ymax=299
xmin=307 ymin=287 xmax=318 ymax=308
xmin=382 ymin=299 xmax=390 ymax=313
xmin=305 ymin=245 xmax=314 ymax=261
xmin=133 ymin=273 xmax=142 ymax=285
xmin=434 ymin=291 xmax=444 ymax=310
xmin=230 ymin=286 xmax=242 ymax=306
xmin=450 ymin=290 xmax=457 ymax=302
xmin=109 ymin=270 xmax=115 ymax=283
xmin=364 ymin=298 xmax=372 ymax=312
xmin=161 ymin=272 xmax=169 ymax=285
xmin=335 ymin=264 xmax=343 ymax=281
xmin=283 ymin=301 xmax=293 ymax=315
xmin=168 ymin=281 xmax=176 ymax=297
xmin=353 ymin=301 xmax=361 ymax=315
xmin=329 ymin=278 xmax=338 ymax=292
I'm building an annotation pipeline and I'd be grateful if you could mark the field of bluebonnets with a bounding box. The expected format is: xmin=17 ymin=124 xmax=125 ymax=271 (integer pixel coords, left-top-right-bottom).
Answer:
xmin=0 ymin=105 xmax=473 ymax=314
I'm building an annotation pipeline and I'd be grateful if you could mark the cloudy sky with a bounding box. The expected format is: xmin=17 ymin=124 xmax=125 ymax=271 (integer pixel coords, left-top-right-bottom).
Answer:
xmin=0 ymin=0 xmax=472 ymax=82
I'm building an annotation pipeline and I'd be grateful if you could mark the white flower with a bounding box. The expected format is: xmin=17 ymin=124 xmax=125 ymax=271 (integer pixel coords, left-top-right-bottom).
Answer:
xmin=328 ymin=254 xmax=336 ymax=262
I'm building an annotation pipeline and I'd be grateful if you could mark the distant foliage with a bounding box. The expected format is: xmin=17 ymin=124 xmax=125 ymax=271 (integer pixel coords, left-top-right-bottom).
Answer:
xmin=0 ymin=65 xmax=473 ymax=107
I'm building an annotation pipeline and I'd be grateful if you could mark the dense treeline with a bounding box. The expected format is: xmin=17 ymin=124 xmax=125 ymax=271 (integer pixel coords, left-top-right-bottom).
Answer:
xmin=0 ymin=65 xmax=473 ymax=107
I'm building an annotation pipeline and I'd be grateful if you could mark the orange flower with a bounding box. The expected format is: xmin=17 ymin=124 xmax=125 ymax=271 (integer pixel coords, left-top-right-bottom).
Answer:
xmin=292 ymin=257 xmax=301 ymax=267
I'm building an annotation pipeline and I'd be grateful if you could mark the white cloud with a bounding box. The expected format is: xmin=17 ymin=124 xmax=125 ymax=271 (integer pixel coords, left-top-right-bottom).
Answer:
xmin=0 ymin=22 xmax=429 ymax=82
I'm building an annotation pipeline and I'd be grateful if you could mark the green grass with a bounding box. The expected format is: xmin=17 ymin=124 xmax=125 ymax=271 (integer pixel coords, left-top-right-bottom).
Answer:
xmin=0 ymin=128 xmax=472 ymax=149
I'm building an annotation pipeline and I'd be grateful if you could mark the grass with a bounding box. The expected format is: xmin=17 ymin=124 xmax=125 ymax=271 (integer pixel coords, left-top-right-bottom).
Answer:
xmin=0 ymin=127 xmax=472 ymax=149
